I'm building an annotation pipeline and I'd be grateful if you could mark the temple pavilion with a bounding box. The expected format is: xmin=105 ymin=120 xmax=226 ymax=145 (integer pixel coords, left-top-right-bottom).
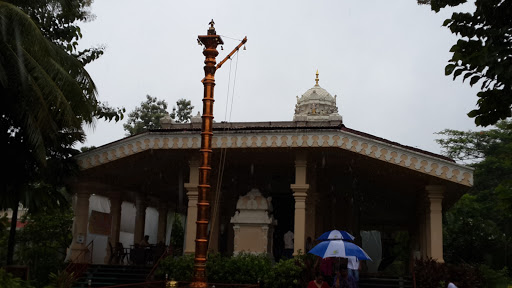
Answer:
xmin=68 ymin=72 xmax=473 ymax=272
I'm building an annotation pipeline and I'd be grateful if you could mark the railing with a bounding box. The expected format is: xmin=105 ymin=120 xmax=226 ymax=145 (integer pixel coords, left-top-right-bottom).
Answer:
xmin=97 ymin=280 xmax=165 ymax=288
xmin=65 ymin=240 xmax=94 ymax=282
xmin=359 ymin=275 xmax=414 ymax=288
xmin=99 ymin=281 xmax=260 ymax=288
xmin=171 ymin=282 xmax=260 ymax=287
xmin=145 ymin=246 xmax=171 ymax=282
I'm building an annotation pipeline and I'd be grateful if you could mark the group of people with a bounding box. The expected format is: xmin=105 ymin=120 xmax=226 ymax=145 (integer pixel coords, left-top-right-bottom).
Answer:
xmin=308 ymin=269 xmax=359 ymax=288
xmin=309 ymin=256 xmax=361 ymax=288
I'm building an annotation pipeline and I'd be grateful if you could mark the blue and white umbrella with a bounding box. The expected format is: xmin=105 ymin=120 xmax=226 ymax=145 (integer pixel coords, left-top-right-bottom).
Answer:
xmin=308 ymin=240 xmax=372 ymax=261
xmin=316 ymin=230 xmax=355 ymax=241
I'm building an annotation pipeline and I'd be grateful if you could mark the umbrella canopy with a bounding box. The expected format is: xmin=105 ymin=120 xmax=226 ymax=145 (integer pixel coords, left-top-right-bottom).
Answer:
xmin=308 ymin=240 xmax=372 ymax=261
xmin=316 ymin=230 xmax=355 ymax=241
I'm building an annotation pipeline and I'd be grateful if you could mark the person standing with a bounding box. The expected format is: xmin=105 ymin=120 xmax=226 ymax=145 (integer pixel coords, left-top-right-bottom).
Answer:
xmin=332 ymin=269 xmax=356 ymax=288
xmin=347 ymin=256 xmax=360 ymax=283
xmin=139 ymin=235 xmax=150 ymax=247
xmin=306 ymin=236 xmax=313 ymax=253
xmin=307 ymin=274 xmax=330 ymax=288
xmin=138 ymin=235 xmax=150 ymax=264
xmin=283 ymin=230 xmax=294 ymax=259
xmin=320 ymin=257 xmax=335 ymax=286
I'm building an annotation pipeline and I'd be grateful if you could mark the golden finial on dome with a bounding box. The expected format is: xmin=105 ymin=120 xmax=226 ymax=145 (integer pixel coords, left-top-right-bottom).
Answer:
xmin=315 ymin=70 xmax=319 ymax=86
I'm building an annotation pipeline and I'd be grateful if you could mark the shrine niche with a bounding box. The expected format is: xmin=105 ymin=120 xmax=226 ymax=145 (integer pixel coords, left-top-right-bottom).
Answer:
xmin=230 ymin=188 xmax=276 ymax=255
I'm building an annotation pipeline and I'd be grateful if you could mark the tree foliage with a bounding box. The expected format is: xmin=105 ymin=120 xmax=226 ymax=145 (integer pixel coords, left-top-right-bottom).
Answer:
xmin=0 ymin=0 xmax=123 ymax=264
xmin=16 ymin=207 xmax=73 ymax=287
xmin=123 ymin=95 xmax=169 ymax=136
xmin=414 ymin=258 xmax=483 ymax=288
xmin=123 ymin=96 xmax=195 ymax=136
xmin=0 ymin=269 xmax=34 ymax=288
xmin=1 ymin=1 xmax=97 ymax=166
xmin=437 ymin=120 xmax=512 ymax=269
xmin=420 ymin=0 xmax=512 ymax=126
xmin=0 ymin=214 xmax=9 ymax=263
xmin=8 ymin=0 xmax=103 ymax=64
xmin=170 ymin=98 xmax=194 ymax=123
xmin=170 ymin=214 xmax=184 ymax=256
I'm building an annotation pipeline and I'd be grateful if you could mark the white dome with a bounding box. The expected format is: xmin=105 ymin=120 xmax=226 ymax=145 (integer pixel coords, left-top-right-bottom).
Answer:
xmin=300 ymin=86 xmax=335 ymax=103
xmin=293 ymin=71 xmax=342 ymax=122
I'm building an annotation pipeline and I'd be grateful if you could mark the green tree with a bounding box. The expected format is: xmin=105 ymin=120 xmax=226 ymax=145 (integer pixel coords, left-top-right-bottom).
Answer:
xmin=123 ymin=95 xmax=169 ymax=136
xmin=0 ymin=214 xmax=9 ymax=263
xmin=437 ymin=119 xmax=512 ymax=268
xmin=1 ymin=0 xmax=124 ymax=265
xmin=170 ymin=98 xmax=194 ymax=123
xmin=170 ymin=214 xmax=184 ymax=256
xmin=16 ymin=207 xmax=73 ymax=287
xmin=419 ymin=0 xmax=512 ymax=126
xmin=8 ymin=0 xmax=104 ymax=65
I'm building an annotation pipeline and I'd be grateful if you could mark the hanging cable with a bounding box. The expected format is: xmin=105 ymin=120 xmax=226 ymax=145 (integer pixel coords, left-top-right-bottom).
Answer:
xmin=208 ymin=49 xmax=241 ymax=251
xmin=219 ymin=34 xmax=244 ymax=42
xmin=224 ymin=58 xmax=234 ymax=121
xmin=228 ymin=51 xmax=240 ymax=121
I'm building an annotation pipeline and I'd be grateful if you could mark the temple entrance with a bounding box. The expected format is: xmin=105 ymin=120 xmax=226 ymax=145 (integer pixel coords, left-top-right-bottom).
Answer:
xmin=271 ymin=192 xmax=294 ymax=261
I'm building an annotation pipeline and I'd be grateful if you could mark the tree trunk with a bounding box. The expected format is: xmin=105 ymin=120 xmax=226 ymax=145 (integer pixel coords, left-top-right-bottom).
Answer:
xmin=7 ymin=195 xmax=20 ymax=265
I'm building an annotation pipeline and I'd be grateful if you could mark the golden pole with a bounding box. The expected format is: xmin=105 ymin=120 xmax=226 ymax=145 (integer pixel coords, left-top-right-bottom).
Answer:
xmin=190 ymin=20 xmax=223 ymax=288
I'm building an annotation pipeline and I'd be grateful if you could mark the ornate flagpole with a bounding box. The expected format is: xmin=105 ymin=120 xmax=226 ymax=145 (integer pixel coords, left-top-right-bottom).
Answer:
xmin=190 ymin=20 xmax=223 ymax=288
xmin=191 ymin=20 xmax=246 ymax=287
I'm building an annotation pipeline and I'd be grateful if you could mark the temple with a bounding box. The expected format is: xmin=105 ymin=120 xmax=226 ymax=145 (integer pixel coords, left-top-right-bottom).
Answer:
xmin=68 ymin=72 xmax=473 ymax=271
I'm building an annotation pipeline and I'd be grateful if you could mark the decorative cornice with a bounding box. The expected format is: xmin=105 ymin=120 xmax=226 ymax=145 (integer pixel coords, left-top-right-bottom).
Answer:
xmin=76 ymin=130 xmax=473 ymax=186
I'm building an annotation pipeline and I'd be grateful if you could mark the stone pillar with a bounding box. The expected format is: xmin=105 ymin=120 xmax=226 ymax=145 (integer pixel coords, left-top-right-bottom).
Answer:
xmin=184 ymin=158 xmax=200 ymax=254
xmin=110 ymin=192 xmax=122 ymax=244
xmin=105 ymin=192 xmax=122 ymax=263
xmin=157 ymin=203 xmax=169 ymax=243
xmin=290 ymin=153 xmax=309 ymax=256
xmin=421 ymin=207 xmax=428 ymax=258
xmin=70 ymin=188 xmax=90 ymax=262
xmin=426 ymin=185 xmax=445 ymax=262
xmin=134 ymin=194 xmax=147 ymax=244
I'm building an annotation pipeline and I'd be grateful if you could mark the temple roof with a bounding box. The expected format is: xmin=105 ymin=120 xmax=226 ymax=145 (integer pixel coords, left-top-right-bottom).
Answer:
xmin=76 ymin=119 xmax=473 ymax=187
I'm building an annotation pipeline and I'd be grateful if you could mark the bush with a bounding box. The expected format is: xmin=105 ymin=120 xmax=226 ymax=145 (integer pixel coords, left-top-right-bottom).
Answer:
xmin=294 ymin=252 xmax=317 ymax=287
xmin=414 ymin=258 xmax=483 ymax=288
xmin=0 ymin=268 xmax=34 ymax=288
xmin=0 ymin=214 xmax=9 ymax=266
xmin=262 ymin=257 xmax=304 ymax=288
xmin=170 ymin=214 xmax=184 ymax=256
xmin=156 ymin=252 xmax=305 ymax=288
xmin=478 ymin=265 xmax=511 ymax=288
xmin=155 ymin=254 xmax=194 ymax=282
xmin=42 ymin=270 xmax=76 ymax=288
xmin=207 ymin=252 xmax=272 ymax=284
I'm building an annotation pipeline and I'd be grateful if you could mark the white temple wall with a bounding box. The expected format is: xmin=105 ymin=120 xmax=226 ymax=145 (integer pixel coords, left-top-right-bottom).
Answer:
xmin=87 ymin=195 xmax=110 ymax=264
xmin=361 ymin=230 xmax=382 ymax=273
xmin=144 ymin=207 xmax=158 ymax=245
xmin=82 ymin=195 xmax=159 ymax=264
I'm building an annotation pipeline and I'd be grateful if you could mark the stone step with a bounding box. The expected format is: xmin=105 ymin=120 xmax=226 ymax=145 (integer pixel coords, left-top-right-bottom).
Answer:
xmin=72 ymin=264 xmax=153 ymax=288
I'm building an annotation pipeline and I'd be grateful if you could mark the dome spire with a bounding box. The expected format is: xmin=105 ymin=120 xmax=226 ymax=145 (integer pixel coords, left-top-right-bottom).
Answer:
xmin=315 ymin=70 xmax=319 ymax=86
